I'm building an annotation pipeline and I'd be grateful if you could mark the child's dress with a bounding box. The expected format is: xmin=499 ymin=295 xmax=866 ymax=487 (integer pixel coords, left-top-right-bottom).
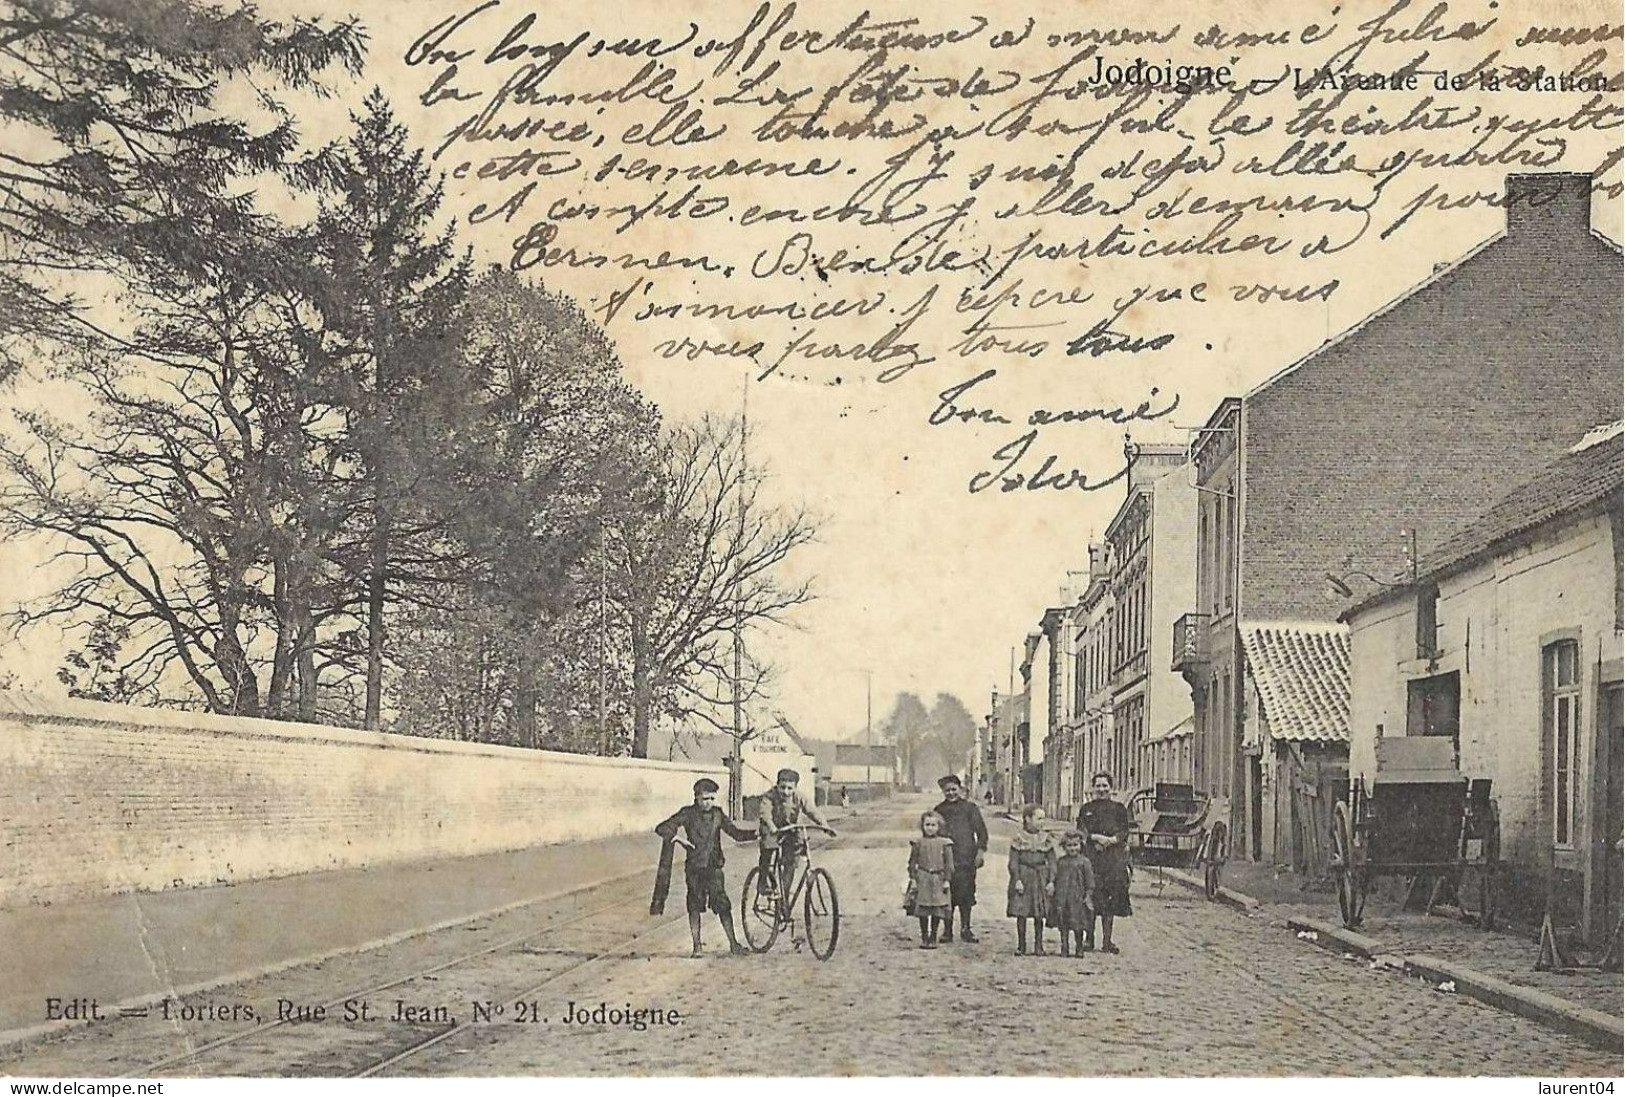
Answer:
xmin=908 ymin=836 xmax=955 ymax=918
xmin=1006 ymin=829 xmax=1056 ymax=919
xmin=1050 ymin=851 xmax=1096 ymax=931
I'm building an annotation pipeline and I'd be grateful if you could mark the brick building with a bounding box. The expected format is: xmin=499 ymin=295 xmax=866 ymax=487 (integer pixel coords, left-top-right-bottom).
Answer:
xmin=1181 ymin=172 xmax=1624 ymax=869
xmin=1343 ymin=424 xmax=1623 ymax=942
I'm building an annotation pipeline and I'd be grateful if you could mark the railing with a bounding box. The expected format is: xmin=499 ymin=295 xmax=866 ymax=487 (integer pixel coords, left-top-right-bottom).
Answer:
xmin=1172 ymin=612 xmax=1211 ymax=673
xmin=1112 ymin=650 xmax=1148 ymax=687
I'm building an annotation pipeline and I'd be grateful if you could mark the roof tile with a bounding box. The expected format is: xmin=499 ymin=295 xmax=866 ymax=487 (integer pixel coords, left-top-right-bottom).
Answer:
xmin=1241 ymin=623 xmax=1351 ymax=744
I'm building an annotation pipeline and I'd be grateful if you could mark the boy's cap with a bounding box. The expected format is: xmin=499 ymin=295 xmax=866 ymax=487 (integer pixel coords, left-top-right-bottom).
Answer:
xmin=938 ymin=775 xmax=962 ymax=789
xmin=775 ymin=769 xmax=800 ymax=784
xmin=693 ymin=778 xmax=720 ymax=794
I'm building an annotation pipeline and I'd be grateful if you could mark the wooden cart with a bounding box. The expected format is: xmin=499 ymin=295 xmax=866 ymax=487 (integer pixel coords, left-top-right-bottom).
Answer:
xmin=1129 ymin=783 xmax=1230 ymax=900
xmin=1328 ymin=737 xmax=1501 ymax=929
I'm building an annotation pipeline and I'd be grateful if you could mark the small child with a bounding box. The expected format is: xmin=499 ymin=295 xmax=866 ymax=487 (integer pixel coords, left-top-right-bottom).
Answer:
xmin=652 ymin=778 xmax=757 ymax=957
xmin=1049 ymin=830 xmax=1097 ymax=957
xmin=1007 ymin=804 xmax=1056 ymax=955
xmin=907 ymin=810 xmax=955 ymax=948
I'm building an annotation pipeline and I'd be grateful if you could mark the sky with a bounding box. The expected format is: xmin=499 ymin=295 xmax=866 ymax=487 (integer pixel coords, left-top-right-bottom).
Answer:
xmin=2 ymin=0 xmax=1619 ymax=747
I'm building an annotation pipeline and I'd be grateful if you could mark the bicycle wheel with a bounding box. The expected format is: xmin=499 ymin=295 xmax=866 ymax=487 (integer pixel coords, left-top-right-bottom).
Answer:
xmin=740 ymin=867 xmax=781 ymax=953
xmin=803 ymin=867 xmax=840 ymax=961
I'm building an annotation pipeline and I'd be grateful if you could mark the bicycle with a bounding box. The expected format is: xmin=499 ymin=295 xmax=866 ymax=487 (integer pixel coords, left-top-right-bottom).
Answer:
xmin=740 ymin=823 xmax=840 ymax=960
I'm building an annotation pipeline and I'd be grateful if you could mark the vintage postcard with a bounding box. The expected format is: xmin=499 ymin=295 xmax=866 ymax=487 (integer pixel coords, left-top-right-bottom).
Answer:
xmin=0 ymin=0 xmax=1620 ymax=1085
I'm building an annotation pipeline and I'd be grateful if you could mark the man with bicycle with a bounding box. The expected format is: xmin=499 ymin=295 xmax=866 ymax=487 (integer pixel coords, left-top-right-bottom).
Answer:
xmin=757 ymin=769 xmax=836 ymax=922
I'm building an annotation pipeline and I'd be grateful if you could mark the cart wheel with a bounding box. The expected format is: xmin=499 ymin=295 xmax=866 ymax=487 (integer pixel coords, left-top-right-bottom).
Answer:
xmin=1204 ymin=822 xmax=1229 ymax=901
xmin=1331 ymin=801 xmax=1366 ymax=929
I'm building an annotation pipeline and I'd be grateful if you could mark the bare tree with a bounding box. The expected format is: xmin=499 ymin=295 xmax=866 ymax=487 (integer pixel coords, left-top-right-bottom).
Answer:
xmin=613 ymin=416 xmax=816 ymax=758
xmin=882 ymin=691 xmax=932 ymax=789
xmin=0 ymin=262 xmax=301 ymax=714
xmin=928 ymin=692 xmax=980 ymax=779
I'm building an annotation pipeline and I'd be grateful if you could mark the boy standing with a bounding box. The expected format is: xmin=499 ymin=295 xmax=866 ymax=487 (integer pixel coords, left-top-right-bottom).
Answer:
xmin=653 ymin=777 xmax=756 ymax=957
xmin=932 ymin=774 xmax=988 ymax=942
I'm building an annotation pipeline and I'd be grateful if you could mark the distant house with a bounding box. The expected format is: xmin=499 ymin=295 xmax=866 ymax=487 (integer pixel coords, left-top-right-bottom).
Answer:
xmin=831 ymin=743 xmax=898 ymax=789
xmin=982 ymin=690 xmax=1023 ymax=805
xmin=656 ymin=714 xmax=816 ymax=801
xmin=1181 ymin=172 xmax=1624 ymax=870
xmin=740 ymin=715 xmax=816 ymax=796
xmin=1342 ymin=424 xmax=1623 ymax=941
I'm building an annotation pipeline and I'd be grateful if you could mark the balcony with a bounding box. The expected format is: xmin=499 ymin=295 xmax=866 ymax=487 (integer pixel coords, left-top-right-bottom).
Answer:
xmin=1172 ymin=612 xmax=1210 ymax=674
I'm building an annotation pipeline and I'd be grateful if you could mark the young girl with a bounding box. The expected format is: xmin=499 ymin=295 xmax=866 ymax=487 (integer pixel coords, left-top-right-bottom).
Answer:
xmin=1049 ymin=830 xmax=1096 ymax=957
xmin=1006 ymin=804 xmax=1056 ymax=955
xmin=907 ymin=811 xmax=955 ymax=948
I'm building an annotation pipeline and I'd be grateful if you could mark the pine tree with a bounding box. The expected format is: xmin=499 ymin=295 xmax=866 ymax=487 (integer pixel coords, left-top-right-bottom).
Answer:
xmin=310 ymin=88 xmax=471 ymax=730
xmin=0 ymin=0 xmax=363 ymax=379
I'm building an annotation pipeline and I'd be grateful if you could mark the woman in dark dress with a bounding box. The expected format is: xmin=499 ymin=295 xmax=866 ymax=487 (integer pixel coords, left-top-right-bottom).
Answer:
xmin=1077 ymin=772 xmax=1132 ymax=954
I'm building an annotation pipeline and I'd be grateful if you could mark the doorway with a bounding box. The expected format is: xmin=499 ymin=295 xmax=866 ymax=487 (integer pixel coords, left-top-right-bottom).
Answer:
xmin=1601 ymin=684 xmax=1623 ymax=935
xmin=1250 ymin=755 xmax=1264 ymax=862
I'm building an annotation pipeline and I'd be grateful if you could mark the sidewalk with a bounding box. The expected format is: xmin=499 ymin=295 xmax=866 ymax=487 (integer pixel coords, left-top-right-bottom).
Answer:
xmin=0 ymin=832 xmax=662 ymax=1045
xmin=0 ymin=800 xmax=884 ymax=1048
xmin=1194 ymin=859 xmax=1623 ymax=1045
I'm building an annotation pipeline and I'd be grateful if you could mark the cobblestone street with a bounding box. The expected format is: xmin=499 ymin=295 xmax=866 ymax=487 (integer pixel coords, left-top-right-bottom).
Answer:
xmin=4 ymin=797 xmax=1617 ymax=1078
xmin=421 ymin=799 xmax=1618 ymax=1077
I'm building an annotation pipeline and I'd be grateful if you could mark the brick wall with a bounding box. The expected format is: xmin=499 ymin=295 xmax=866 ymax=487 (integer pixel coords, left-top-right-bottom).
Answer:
xmin=0 ymin=693 xmax=724 ymax=909
xmin=1242 ymin=175 xmax=1623 ymax=622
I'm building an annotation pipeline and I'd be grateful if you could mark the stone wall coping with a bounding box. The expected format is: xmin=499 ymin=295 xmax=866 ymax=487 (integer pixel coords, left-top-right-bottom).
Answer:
xmin=0 ymin=689 xmax=719 ymax=774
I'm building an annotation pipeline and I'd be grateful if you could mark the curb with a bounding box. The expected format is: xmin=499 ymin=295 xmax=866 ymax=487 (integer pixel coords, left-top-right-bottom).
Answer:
xmin=1285 ymin=916 xmax=1623 ymax=1052
xmin=1285 ymin=915 xmax=1386 ymax=960
xmin=1405 ymin=953 xmax=1624 ymax=1053
xmin=1160 ymin=867 xmax=1264 ymax=913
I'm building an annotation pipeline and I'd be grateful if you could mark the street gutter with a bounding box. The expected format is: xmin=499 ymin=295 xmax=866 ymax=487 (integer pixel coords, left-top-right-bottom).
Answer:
xmin=1285 ymin=915 xmax=1623 ymax=1053
xmin=1154 ymin=869 xmax=1622 ymax=1053
xmin=1159 ymin=867 xmax=1264 ymax=913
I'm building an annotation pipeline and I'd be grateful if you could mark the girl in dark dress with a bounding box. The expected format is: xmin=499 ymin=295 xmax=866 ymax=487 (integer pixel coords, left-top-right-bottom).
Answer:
xmin=1048 ymin=830 xmax=1096 ymax=957
xmin=1078 ymin=772 xmax=1133 ymax=954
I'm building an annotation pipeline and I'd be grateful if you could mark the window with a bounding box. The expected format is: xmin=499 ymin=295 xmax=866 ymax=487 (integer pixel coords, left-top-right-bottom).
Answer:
xmin=1198 ymin=507 xmax=1210 ymax=612
xmin=1416 ymin=584 xmax=1440 ymax=658
xmin=1406 ymin=672 xmax=1459 ymax=742
xmin=1223 ymin=481 xmax=1237 ymax=611
xmin=1544 ymin=640 xmax=1582 ymax=848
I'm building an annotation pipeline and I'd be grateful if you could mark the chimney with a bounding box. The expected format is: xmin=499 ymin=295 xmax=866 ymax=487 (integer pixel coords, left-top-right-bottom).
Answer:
xmin=1087 ymin=541 xmax=1108 ymax=576
xmin=1504 ymin=172 xmax=1593 ymax=237
xmin=1126 ymin=438 xmax=1188 ymax=492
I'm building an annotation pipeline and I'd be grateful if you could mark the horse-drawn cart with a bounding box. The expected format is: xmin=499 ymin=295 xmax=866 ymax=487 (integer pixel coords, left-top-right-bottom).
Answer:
xmin=1329 ymin=737 xmax=1501 ymax=929
xmin=1128 ymin=782 xmax=1230 ymax=900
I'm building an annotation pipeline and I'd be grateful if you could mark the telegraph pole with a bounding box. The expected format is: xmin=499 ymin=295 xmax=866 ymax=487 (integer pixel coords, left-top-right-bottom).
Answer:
xmin=728 ymin=379 xmax=749 ymax=818
xmin=1008 ymin=646 xmax=1017 ymax=806
xmin=865 ymin=670 xmax=873 ymax=789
